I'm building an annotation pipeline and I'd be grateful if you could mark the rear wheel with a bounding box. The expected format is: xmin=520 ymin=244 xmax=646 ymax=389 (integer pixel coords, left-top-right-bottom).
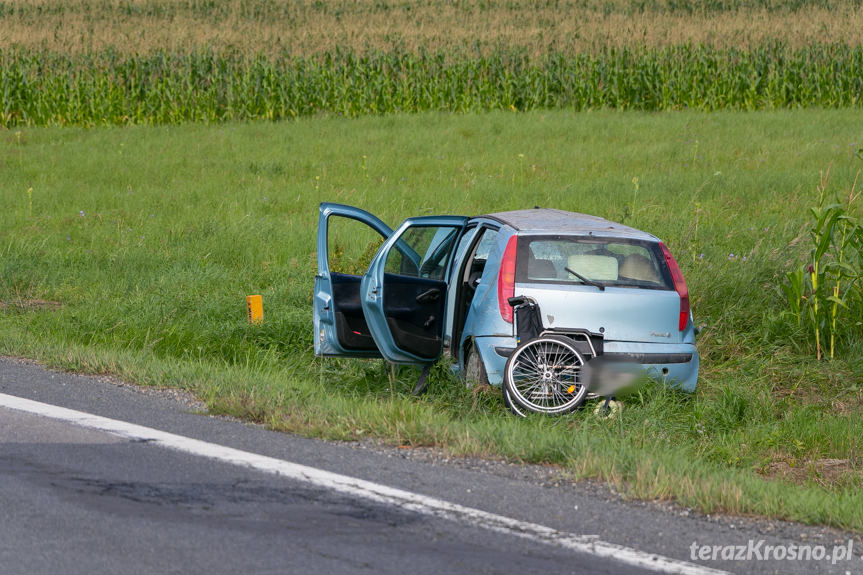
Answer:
xmin=504 ymin=336 xmax=587 ymax=415
xmin=463 ymin=344 xmax=488 ymax=388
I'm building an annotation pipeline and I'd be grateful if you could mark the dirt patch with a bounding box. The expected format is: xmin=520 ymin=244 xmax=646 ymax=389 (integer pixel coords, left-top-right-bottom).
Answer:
xmin=0 ymin=299 xmax=62 ymax=311
xmin=761 ymin=458 xmax=860 ymax=488
xmin=830 ymin=396 xmax=863 ymax=415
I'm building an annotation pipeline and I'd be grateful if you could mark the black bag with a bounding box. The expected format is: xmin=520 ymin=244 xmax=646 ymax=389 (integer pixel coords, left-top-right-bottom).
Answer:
xmin=514 ymin=300 xmax=543 ymax=343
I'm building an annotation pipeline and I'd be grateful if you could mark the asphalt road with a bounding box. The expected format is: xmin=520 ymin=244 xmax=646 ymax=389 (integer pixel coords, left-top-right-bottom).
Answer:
xmin=1 ymin=357 xmax=860 ymax=575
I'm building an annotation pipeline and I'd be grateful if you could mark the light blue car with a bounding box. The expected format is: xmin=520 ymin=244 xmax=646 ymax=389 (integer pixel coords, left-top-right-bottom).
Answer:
xmin=314 ymin=203 xmax=699 ymax=415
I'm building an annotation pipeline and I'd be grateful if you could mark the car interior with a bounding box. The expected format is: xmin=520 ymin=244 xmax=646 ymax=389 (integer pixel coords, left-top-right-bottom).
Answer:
xmin=330 ymin=273 xmax=378 ymax=351
xmin=450 ymin=226 xmax=499 ymax=357
xmin=523 ymin=239 xmax=667 ymax=287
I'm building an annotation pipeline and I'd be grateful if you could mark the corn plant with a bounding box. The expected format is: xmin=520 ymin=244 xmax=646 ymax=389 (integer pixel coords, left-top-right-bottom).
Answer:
xmin=2 ymin=43 xmax=863 ymax=127
xmin=782 ymin=171 xmax=862 ymax=359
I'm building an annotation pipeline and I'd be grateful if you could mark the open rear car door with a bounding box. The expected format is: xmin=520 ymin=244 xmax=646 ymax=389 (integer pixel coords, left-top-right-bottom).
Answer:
xmin=361 ymin=216 xmax=468 ymax=364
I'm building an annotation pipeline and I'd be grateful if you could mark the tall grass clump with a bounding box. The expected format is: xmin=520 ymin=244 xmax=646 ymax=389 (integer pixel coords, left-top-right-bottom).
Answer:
xmin=780 ymin=169 xmax=863 ymax=359
xmin=2 ymin=43 xmax=863 ymax=127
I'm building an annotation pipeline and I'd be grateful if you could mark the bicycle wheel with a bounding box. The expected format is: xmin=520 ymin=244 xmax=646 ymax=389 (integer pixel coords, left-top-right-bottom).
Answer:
xmin=502 ymin=384 xmax=527 ymax=417
xmin=504 ymin=335 xmax=587 ymax=415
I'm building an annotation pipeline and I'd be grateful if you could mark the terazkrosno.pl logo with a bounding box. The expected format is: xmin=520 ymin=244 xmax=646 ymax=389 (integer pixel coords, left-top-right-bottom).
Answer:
xmin=690 ymin=540 xmax=856 ymax=565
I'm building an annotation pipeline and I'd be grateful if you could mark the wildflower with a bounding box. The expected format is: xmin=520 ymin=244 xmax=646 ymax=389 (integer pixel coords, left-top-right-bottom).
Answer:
xmin=699 ymin=253 xmax=704 ymax=260
xmin=79 ymin=210 xmax=85 ymax=217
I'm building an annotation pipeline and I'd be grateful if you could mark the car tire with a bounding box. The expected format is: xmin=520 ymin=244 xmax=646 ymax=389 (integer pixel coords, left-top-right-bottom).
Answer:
xmin=504 ymin=335 xmax=587 ymax=415
xmin=463 ymin=343 xmax=489 ymax=388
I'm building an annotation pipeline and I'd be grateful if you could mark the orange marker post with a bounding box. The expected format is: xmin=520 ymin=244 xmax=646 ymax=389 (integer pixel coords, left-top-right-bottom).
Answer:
xmin=246 ymin=295 xmax=263 ymax=325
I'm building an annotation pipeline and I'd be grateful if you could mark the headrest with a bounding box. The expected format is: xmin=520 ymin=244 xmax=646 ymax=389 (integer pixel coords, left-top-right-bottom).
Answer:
xmin=566 ymin=255 xmax=618 ymax=281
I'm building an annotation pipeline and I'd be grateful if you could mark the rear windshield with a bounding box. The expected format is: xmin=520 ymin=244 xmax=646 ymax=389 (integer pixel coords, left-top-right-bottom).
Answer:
xmin=515 ymin=235 xmax=673 ymax=290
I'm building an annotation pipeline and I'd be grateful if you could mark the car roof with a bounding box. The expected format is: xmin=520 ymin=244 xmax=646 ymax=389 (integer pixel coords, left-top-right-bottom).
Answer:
xmin=481 ymin=208 xmax=658 ymax=241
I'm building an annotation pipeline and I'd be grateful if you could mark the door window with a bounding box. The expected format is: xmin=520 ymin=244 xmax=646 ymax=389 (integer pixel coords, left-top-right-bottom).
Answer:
xmin=384 ymin=225 xmax=461 ymax=280
xmin=327 ymin=215 xmax=386 ymax=275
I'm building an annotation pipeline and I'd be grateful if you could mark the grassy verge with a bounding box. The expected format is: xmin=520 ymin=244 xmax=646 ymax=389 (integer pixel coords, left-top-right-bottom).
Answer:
xmin=2 ymin=109 xmax=862 ymax=530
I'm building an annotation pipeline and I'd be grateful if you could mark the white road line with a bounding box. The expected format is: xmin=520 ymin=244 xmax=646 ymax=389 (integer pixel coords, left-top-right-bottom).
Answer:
xmin=0 ymin=392 xmax=728 ymax=575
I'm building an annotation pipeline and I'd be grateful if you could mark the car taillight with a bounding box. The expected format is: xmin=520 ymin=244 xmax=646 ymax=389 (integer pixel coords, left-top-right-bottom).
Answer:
xmin=497 ymin=235 xmax=518 ymax=323
xmin=659 ymin=242 xmax=690 ymax=331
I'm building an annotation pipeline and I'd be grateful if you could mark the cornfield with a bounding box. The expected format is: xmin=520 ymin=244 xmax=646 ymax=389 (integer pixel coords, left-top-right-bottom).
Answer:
xmin=4 ymin=0 xmax=863 ymax=56
xmin=2 ymin=44 xmax=862 ymax=126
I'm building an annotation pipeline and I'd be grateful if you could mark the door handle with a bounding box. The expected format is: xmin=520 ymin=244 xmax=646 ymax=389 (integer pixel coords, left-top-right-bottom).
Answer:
xmin=416 ymin=288 xmax=440 ymax=303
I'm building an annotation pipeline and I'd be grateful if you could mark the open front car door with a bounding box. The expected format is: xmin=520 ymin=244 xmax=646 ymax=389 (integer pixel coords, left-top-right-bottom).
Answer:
xmin=361 ymin=216 xmax=469 ymax=364
xmin=314 ymin=203 xmax=394 ymax=357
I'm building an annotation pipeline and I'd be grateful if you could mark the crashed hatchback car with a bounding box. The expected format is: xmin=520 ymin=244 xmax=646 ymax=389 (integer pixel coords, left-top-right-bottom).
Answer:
xmin=314 ymin=203 xmax=698 ymax=415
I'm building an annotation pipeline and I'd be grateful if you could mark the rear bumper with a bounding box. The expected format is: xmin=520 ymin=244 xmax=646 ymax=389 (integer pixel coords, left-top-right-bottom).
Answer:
xmin=483 ymin=338 xmax=699 ymax=392
xmin=603 ymin=341 xmax=699 ymax=392
xmin=604 ymin=352 xmax=692 ymax=364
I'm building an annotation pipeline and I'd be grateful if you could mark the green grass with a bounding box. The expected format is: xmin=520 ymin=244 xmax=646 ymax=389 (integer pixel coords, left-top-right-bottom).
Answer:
xmin=2 ymin=109 xmax=862 ymax=530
